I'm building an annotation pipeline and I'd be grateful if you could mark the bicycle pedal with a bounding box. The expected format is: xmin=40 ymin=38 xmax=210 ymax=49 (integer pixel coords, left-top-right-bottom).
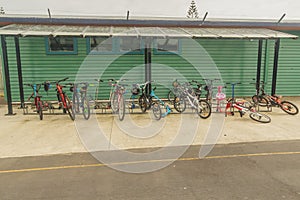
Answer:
xmin=239 ymin=111 xmax=245 ymax=117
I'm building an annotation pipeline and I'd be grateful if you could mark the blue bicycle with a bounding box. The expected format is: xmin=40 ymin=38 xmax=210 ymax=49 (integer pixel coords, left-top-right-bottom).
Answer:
xmin=150 ymin=86 xmax=172 ymax=120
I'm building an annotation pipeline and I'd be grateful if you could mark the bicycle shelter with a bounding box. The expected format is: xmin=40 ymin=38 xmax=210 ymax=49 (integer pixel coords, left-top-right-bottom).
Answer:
xmin=0 ymin=21 xmax=298 ymax=115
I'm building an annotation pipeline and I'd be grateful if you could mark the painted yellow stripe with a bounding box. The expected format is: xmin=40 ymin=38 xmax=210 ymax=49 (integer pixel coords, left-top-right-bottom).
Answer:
xmin=202 ymin=151 xmax=300 ymax=159
xmin=0 ymin=151 xmax=299 ymax=174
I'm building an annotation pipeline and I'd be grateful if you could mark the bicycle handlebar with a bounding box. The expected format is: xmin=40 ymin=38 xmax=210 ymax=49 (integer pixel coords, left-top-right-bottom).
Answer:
xmin=226 ymin=82 xmax=242 ymax=85
xmin=47 ymin=77 xmax=69 ymax=85
xmin=190 ymin=80 xmax=203 ymax=87
xmin=94 ymin=79 xmax=104 ymax=83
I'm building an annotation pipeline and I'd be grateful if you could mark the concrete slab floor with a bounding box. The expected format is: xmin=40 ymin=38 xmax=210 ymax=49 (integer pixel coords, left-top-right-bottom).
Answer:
xmin=0 ymin=96 xmax=300 ymax=158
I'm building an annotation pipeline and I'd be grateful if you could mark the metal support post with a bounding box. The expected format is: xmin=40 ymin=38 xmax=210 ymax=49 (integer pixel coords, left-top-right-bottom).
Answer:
xmin=255 ymin=39 xmax=263 ymax=95
xmin=271 ymin=39 xmax=280 ymax=96
xmin=1 ymin=35 xmax=15 ymax=115
xmin=15 ymin=36 xmax=25 ymax=108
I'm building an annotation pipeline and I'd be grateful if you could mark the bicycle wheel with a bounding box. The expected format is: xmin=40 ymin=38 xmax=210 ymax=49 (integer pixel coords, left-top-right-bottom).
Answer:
xmin=37 ymin=100 xmax=43 ymax=120
xmin=249 ymin=112 xmax=271 ymax=123
xmin=138 ymin=94 xmax=148 ymax=113
xmin=174 ymin=96 xmax=186 ymax=113
xmin=252 ymin=95 xmax=268 ymax=107
xmin=81 ymin=96 xmax=90 ymax=120
xmin=72 ymin=92 xmax=80 ymax=114
xmin=280 ymin=101 xmax=299 ymax=115
xmin=110 ymin=92 xmax=118 ymax=113
xmin=167 ymin=90 xmax=175 ymax=103
xmin=152 ymin=102 xmax=162 ymax=120
xmin=118 ymin=95 xmax=125 ymax=121
xmin=65 ymin=95 xmax=75 ymax=121
xmin=197 ymin=100 xmax=211 ymax=119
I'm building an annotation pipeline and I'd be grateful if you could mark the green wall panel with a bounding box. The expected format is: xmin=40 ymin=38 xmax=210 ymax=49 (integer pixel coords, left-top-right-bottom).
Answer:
xmin=2 ymin=31 xmax=300 ymax=103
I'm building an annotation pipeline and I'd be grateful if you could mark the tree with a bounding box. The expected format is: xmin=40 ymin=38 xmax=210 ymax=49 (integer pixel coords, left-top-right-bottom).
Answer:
xmin=187 ymin=0 xmax=199 ymax=18
xmin=0 ymin=7 xmax=5 ymax=15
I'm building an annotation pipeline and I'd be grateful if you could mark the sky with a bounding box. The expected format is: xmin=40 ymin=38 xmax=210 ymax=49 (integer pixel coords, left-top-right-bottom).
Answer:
xmin=1 ymin=0 xmax=300 ymax=20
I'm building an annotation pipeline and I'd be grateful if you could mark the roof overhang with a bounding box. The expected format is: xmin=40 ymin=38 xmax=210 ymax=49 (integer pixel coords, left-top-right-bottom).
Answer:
xmin=0 ymin=24 xmax=297 ymax=39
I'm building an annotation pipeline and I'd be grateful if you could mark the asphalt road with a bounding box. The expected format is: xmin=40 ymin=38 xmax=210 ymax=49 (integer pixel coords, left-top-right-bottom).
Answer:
xmin=0 ymin=140 xmax=299 ymax=200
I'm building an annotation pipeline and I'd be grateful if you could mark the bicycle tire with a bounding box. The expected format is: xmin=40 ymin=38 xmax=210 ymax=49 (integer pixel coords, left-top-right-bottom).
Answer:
xmin=152 ymin=102 xmax=161 ymax=120
xmin=197 ymin=100 xmax=211 ymax=119
xmin=111 ymin=92 xmax=118 ymax=113
xmin=249 ymin=112 xmax=271 ymax=123
xmin=72 ymin=92 xmax=80 ymax=114
xmin=252 ymin=95 xmax=268 ymax=107
xmin=280 ymin=101 xmax=299 ymax=115
xmin=174 ymin=96 xmax=186 ymax=113
xmin=167 ymin=90 xmax=175 ymax=103
xmin=82 ymin=96 xmax=90 ymax=120
xmin=138 ymin=94 xmax=148 ymax=113
xmin=65 ymin=95 xmax=75 ymax=121
xmin=37 ymin=100 xmax=43 ymax=120
xmin=118 ymin=95 xmax=125 ymax=121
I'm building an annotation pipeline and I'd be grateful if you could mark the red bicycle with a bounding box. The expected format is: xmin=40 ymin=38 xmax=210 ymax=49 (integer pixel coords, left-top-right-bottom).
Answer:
xmin=252 ymin=81 xmax=298 ymax=115
xmin=48 ymin=77 xmax=75 ymax=121
xmin=225 ymin=82 xmax=271 ymax=123
xmin=24 ymin=83 xmax=44 ymax=120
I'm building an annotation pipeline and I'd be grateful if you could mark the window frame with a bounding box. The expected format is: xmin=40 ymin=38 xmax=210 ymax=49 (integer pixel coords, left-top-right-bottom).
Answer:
xmin=153 ymin=38 xmax=181 ymax=55
xmin=45 ymin=36 xmax=78 ymax=55
xmin=86 ymin=36 xmax=144 ymax=55
xmin=86 ymin=36 xmax=115 ymax=55
xmin=116 ymin=37 xmax=144 ymax=55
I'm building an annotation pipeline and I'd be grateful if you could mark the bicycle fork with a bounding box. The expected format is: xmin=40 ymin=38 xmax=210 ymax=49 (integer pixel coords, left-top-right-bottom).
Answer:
xmin=161 ymin=105 xmax=172 ymax=118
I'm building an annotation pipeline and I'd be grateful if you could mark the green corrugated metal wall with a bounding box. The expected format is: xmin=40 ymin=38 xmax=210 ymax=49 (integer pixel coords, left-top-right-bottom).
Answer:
xmin=152 ymin=38 xmax=263 ymax=97
xmin=1 ymin=37 xmax=145 ymax=101
xmin=276 ymin=31 xmax=300 ymax=96
xmin=1 ymin=32 xmax=300 ymax=103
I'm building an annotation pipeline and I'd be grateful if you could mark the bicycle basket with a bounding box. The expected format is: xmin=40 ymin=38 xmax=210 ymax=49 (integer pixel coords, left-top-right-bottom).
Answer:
xmin=131 ymin=84 xmax=140 ymax=95
xmin=44 ymin=81 xmax=51 ymax=92
xmin=172 ymin=80 xmax=179 ymax=88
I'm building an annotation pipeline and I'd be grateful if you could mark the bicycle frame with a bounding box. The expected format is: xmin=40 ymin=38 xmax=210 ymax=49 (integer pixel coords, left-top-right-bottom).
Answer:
xmin=178 ymin=83 xmax=199 ymax=109
xmin=25 ymin=83 xmax=44 ymax=120
xmin=49 ymin=77 xmax=75 ymax=121
xmin=226 ymin=100 xmax=252 ymax=116
xmin=109 ymin=79 xmax=126 ymax=121
xmin=251 ymin=81 xmax=299 ymax=115
xmin=56 ymin=82 xmax=68 ymax=109
xmin=226 ymin=82 xmax=271 ymax=123
xmin=27 ymin=84 xmax=42 ymax=108
xmin=150 ymin=88 xmax=171 ymax=118
xmin=173 ymin=82 xmax=212 ymax=119
xmin=72 ymin=82 xmax=90 ymax=120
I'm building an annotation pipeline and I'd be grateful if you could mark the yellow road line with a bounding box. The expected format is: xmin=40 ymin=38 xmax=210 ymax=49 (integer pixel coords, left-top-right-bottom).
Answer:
xmin=202 ymin=151 xmax=300 ymax=159
xmin=0 ymin=151 xmax=299 ymax=174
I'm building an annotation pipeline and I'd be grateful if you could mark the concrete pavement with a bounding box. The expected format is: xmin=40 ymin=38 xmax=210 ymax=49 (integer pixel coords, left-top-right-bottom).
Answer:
xmin=0 ymin=97 xmax=300 ymax=158
xmin=0 ymin=141 xmax=299 ymax=200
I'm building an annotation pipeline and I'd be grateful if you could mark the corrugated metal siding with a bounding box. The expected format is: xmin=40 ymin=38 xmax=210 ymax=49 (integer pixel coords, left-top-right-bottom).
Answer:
xmin=152 ymin=39 xmax=263 ymax=97
xmin=2 ymin=36 xmax=144 ymax=102
xmin=276 ymin=31 xmax=300 ymax=96
xmin=199 ymin=39 xmax=263 ymax=97
xmin=263 ymin=32 xmax=300 ymax=96
xmin=4 ymin=37 xmax=85 ymax=102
